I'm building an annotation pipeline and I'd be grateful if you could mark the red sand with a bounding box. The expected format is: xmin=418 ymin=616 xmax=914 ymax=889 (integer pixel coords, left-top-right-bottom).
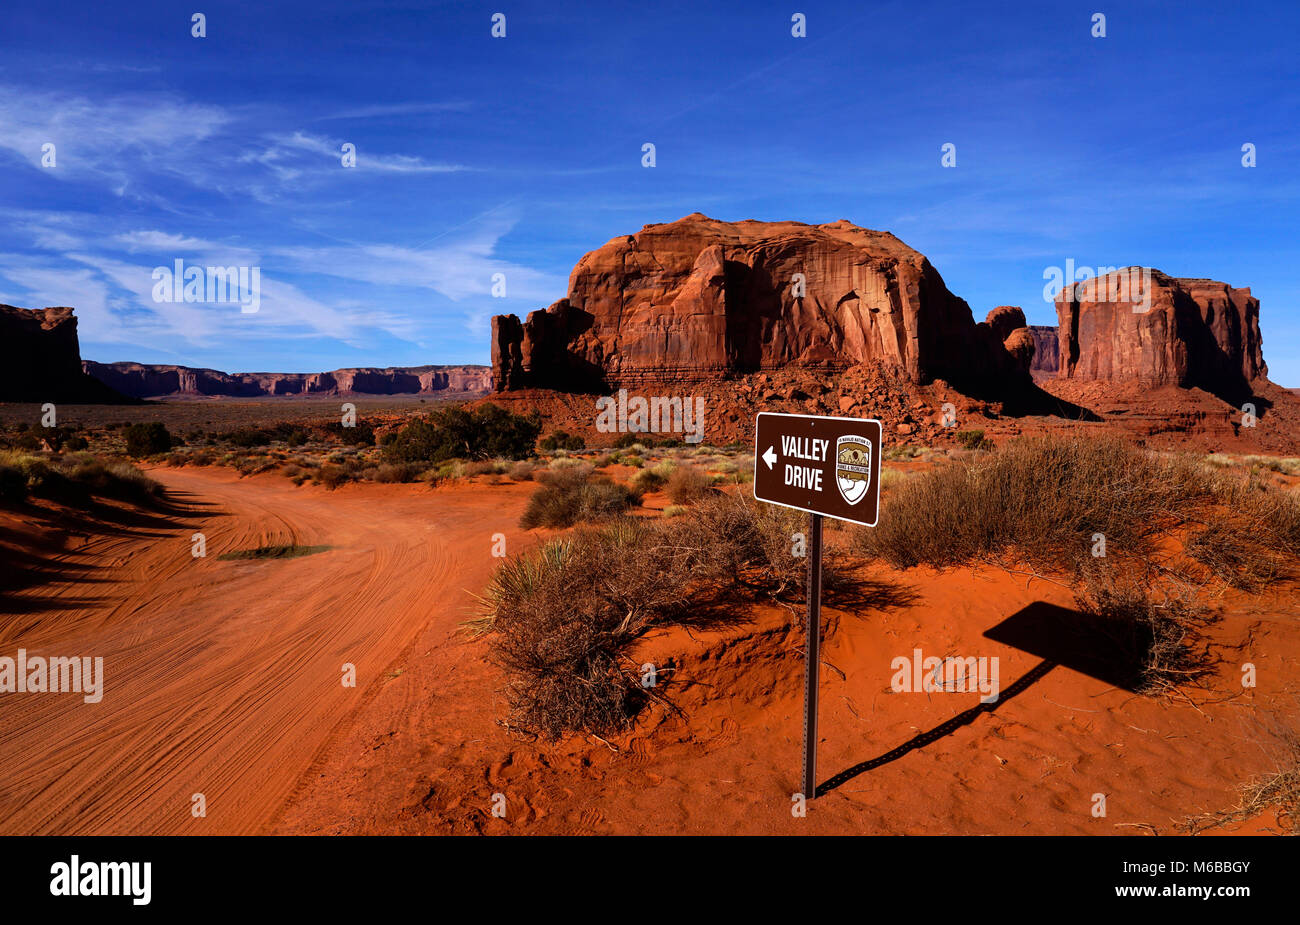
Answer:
xmin=2 ymin=469 xmax=1295 ymax=835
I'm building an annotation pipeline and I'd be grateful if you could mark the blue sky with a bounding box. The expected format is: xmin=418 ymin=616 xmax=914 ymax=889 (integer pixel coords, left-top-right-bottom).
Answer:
xmin=1 ymin=0 xmax=1297 ymax=383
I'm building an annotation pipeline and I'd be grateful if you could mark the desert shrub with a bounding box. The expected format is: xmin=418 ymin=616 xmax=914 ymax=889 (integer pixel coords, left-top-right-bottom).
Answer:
xmin=879 ymin=467 xmax=910 ymax=491
xmin=483 ymin=487 xmax=868 ymax=738
xmin=64 ymin=435 xmax=89 ymax=451
xmin=519 ymin=468 xmax=641 ymax=529
xmin=1248 ymin=488 xmax=1300 ymax=557
xmin=538 ymin=430 xmax=585 ymax=452
xmin=374 ymin=462 xmax=422 ymax=483
xmin=383 ymin=404 xmax=540 ymax=464
xmin=321 ymin=421 xmax=376 ymax=446
xmin=0 ymin=452 xmax=156 ymax=505
xmin=509 ymin=460 xmax=537 ymax=481
xmin=316 ymin=464 xmax=349 ymax=489
xmin=2 ymin=454 xmax=81 ymax=503
xmin=1185 ymin=520 xmax=1280 ymax=591
xmin=1074 ymin=567 xmax=1215 ymax=694
xmin=955 ymin=429 xmax=994 ymax=451
xmin=671 ymin=490 xmax=839 ymax=598
xmin=64 ymin=459 xmax=161 ymax=502
xmin=219 ymin=427 xmax=270 ymax=448
xmin=548 ymin=456 xmax=587 ymax=472
xmin=630 ymin=465 xmax=669 ymax=493
xmin=1233 ymin=714 xmax=1300 ymax=833
xmin=481 ymin=521 xmax=691 ymax=739
xmin=123 ymin=422 xmax=172 ymax=457
xmin=662 ymin=504 xmax=688 ymax=518
xmin=857 ymin=435 xmax=1212 ymax=573
xmin=286 ymin=429 xmax=309 ymax=447
xmin=665 ymin=465 xmax=712 ymax=505
xmin=463 ymin=459 xmax=511 ymax=477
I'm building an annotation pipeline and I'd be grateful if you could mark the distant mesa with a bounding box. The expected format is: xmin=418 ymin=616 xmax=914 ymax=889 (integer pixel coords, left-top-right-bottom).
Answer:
xmin=81 ymin=361 xmax=491 ymax=399
xmin=0 ymin=304 xmax=133 ymax=403
xmin=0 ymin=301 xmax=488 ymax=403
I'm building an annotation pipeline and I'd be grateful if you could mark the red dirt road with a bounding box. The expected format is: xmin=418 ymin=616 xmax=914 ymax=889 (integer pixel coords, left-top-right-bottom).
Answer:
xmin=2 ymin=468 xmax=1294 ymax=836
xmin=0 ymin=468 xmax=533 ymax=834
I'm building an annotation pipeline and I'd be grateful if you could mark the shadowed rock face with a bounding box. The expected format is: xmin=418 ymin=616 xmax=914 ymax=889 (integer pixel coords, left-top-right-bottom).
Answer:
xmin=0 ymin=305 xmax=130 ymax=402
xmin=82 ymin=362 xmax=491 ymax=398
xmin=491 ymin=214 xmax=1021 ymax=393
xmin=1028 ymin=326 xmax=1060 ymax=379
xmin=1055 ymin=270 xmax=1267 ymax=402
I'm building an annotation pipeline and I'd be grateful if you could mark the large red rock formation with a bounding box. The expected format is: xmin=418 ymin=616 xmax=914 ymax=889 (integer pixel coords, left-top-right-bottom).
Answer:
xmin=982 ymin=306 xmax=1035 ymax=372
xmin=82 ymin=362 xmax=491 ymax=399
xmin=492 ymin=214 xmax=1021 ymax=393
xmin=1055 ymin=270 xmax=1267 ymax=400
xmin=0 ymin=305 xmax=130 ymax=403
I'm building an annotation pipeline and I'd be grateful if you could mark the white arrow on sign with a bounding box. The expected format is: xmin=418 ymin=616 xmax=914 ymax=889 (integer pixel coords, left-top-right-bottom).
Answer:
xmin=762 ymin=445 xmax=778 ymax=469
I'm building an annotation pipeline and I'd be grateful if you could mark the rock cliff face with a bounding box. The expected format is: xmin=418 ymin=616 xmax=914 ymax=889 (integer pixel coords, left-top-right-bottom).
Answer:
xmin=492 ymin=214 xmax=1022 ymax=394
xmin=1028 ymin=325 xmax=1059 ymax=379
xmin=82 ymin=362 xmax=491 ymax=399
xmin=1055 ymin=270 xmax=1266 ymax=400
xmin=0 ymin=305 xmax=131 ymax=402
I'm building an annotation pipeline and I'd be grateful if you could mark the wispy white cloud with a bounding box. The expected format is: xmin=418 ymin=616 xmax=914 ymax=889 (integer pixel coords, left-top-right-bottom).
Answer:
xmin=0 ymin=86 xmax=229 ymax=195
xmin=313 ymin=101 xmax=473 ymax=121
xmin=245 ymin=131 xmax=469 ymax=176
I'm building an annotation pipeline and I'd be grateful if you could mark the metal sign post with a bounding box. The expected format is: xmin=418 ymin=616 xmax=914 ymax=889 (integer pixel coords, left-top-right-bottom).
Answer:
xmin=752 ymin=412 xmax=883 ymax=801
xmin=803 ymin=511 xmax=823 ymax=800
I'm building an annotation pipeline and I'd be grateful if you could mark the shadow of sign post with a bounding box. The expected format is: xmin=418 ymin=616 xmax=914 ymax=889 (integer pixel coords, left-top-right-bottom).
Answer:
xmin=816 ymin=601 xmax=1155 ymax=797
xmin=752 ymin=412 xmax=883 ymax=801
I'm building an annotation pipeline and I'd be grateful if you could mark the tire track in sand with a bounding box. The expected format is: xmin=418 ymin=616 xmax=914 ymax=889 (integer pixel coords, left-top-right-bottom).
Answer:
xmin=0 ymin=467 xmax=531 ymax=834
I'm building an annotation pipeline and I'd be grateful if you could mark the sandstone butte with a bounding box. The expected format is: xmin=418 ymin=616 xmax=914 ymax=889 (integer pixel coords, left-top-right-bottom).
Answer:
xmin=491 ymin=215 xmax=1278 ymax=413
xmin=0 ymin=304 xmax=129 ymax=403
xmin=491 ymin=214 xmax=1028 ymax=396
xmin=1054 ymin=270 xmax=1267 ymax=403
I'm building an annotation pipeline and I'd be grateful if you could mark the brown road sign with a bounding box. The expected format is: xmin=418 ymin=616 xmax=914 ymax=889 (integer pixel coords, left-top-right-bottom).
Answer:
xmin=752 ymin=412 xmax=883 ymax=527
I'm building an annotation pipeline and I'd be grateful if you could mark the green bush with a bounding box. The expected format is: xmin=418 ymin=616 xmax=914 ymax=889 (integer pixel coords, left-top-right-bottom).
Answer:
xmin=221 ymin=427 xmax=270 ymax=448
xmin=519 ymin=468 xmax=641 ymax=529
xmin=383 ymin=404 xmax=541 ymax=464
xmin=539 ymin=430 xmax=585 ymax=452
xmin=123 ymin=422 xmax=173 ymax=457
xmin=955 ymin=429 xmax=994 ymax=451
xmin=322 ymin=421 xmax=376 ymax=446
xmin=630 ymin=465 xmax=668 ymax=493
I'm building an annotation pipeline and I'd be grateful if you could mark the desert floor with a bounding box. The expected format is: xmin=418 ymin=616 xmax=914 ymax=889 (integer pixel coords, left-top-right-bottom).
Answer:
xmin=0 ymin=467 xmax=1293 ymax=835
